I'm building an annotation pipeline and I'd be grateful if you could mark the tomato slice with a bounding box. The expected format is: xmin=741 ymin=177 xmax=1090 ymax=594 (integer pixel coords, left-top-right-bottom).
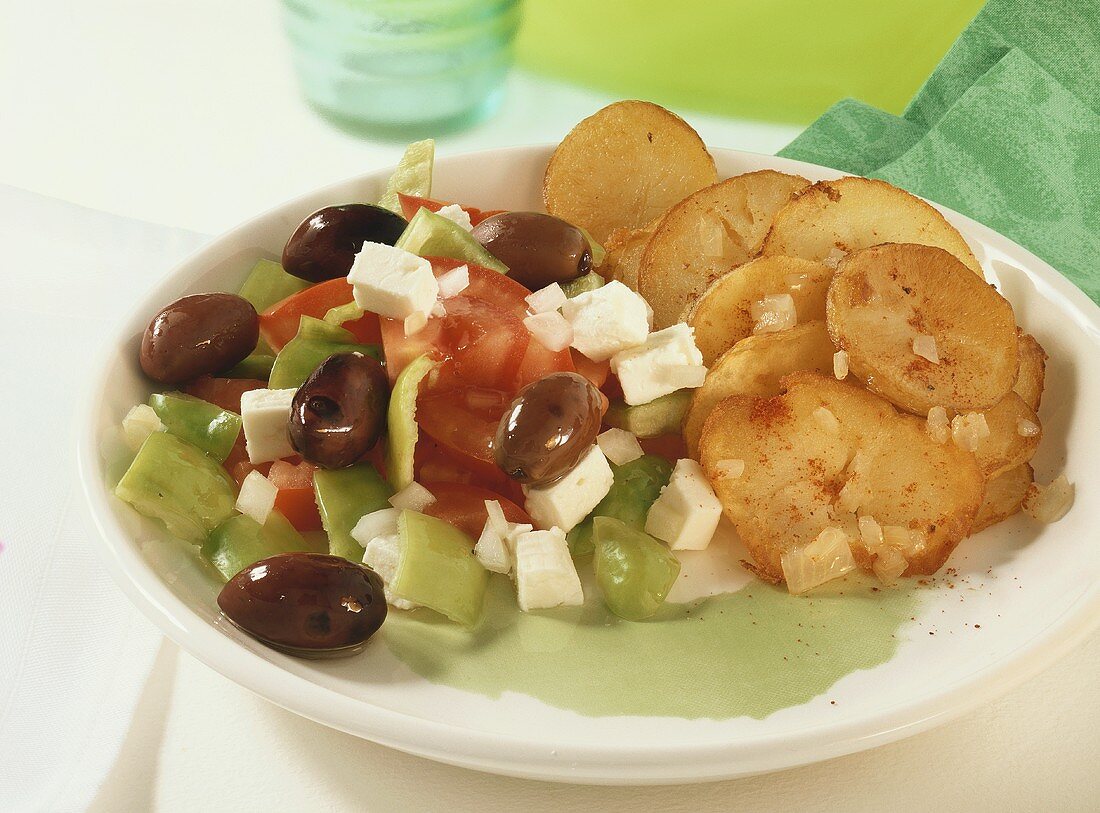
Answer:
xmin=571 ymin=350 xmax=610 ymax=389
xmin=267 ymin=459 xmax=323 ymax=532
xmin=259 ymin=278 xmax=381 ymax=351
xmin=397 ymin=193 xmax=504 ymax=227
xmin=184 ymin=377 xmax=266 ymax=414
xmin=420 ymin=482 xmax=533 ymax=539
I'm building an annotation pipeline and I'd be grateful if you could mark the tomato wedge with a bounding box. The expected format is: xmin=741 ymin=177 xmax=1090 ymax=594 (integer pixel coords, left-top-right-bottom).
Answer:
xmin=397 ymin=193 xmax=503 ymax=227
xmin=259 ymin=278 xmax=381 ymax=351
xmin=420 ymin=482 xmax=533 ymax=539
xmin=267 ymin=459 xmax=323 ymax=532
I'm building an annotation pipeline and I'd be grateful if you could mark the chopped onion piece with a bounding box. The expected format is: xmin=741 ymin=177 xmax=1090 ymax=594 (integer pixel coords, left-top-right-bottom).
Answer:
xmin=597 ymin=428 xmax=644 ymax=466
xmin=465 ymin=388 xmax=504 ymax=411
xmin=434 ymin=203 xmax=473 ymax=231
xmin=662 ymin=364 xmax=707 ymax=389
xmin=833 ymin=350 xmax=849 ymax=380
xmin=750 ymin=293 xmax=797 ymax=335
xmin=1017 ymin=417 xmax=1040 ymax=437
xmin=121 ymin=403 xmax=163 ymax=451
xmin=912 ymin=333 xmax=940 ymax=363
xmin=235 ymin=470 xmax=278 ymax=525
xmin=484 ymin=499 xmax=510 ymax=538
xmin=951 ymin=412 xmax=990 ymax=452
xmin=430 ymin=301 xmax=447 ymax=318
xmin=823 ymin=247 xmax=847 ymax=268
xmin=781 ymin=527 xmax=857 ymax=595
xmin=1023 ymin=474 xmax=1074 ymax=523
xmin=404 ymin=310 xmax=429 ymax=336
xmin=926 ymin=406 xmax=950 ymax=444
xmin=525 ymin=283 xmax=567 ymax=314
xmin=437 ymin=264 xmax=470 ymax=299
xmin=785 ymin=272 xmax=809 ymax=291
xmin=714 ymin=458 xmax=745 ymax=479
xmin=388 ymin=481 xmax=436 ymax=511
xmin=872 ymin=546 xmax=909 ymax=584
xmin=523 ymin=311 xmax=574 ymax=352
xmin=813 ymin=406 xmax=840 ymax=433
xmin=474 ymin=516 xmax=534 ymax=575
xmin=350 ymin=507 xmax=402 ymax=548
xmin=858 ymin=515 xmax=883 ymax=550
xmin=883 ymin=524 xmax=926 ymax=554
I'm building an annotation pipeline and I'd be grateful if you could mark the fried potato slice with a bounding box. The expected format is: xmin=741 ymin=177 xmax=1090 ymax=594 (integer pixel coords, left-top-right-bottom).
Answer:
xmin=683 ymin=321 xmax=834 ymax=457
xmin=972 ymin=463 xmax=1033 ymax=534
xmin=543 ymin=100 xmax=717 ymax=244
xmin=973 ymin=392 xmax=1041 ymax=478
xmin=601 ymin=218 xmax=661 ymax=291
xmin=638 ymin=171 xmax=811 ymax=328
xmin=827 ymin=243 xmax=1018 ymax=415
xmin=759 ymin=176 xmax=982 ymax=274
xmin=699 ymin=372 xmax=983 ymax=581
xmin=686 ymin=256 xmax=833 ymax=365
xmin=1014 ymin=332 xmax=1047 ymax=411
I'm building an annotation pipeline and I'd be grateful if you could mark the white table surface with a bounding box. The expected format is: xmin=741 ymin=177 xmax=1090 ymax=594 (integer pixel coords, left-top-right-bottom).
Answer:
xmin=5 ymin=1 xmax=1097 ymax=810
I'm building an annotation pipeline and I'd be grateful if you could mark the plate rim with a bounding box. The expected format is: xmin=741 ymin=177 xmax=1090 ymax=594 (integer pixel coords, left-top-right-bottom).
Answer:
xmin=78 ymin=145 xmax=1100 ymax=784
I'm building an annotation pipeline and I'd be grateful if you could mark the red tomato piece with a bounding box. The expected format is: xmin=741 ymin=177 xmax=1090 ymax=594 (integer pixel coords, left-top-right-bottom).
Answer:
xmin=267 ymin=459 xmax=323 ymax=532
xmin=420 ymin=482 xmax=532 ymax=539
xmin=184 ymin=377 xmax=266 ymax=414
xmin=571 ymin=350 xmax=610 ymax=389
xmin=397 ymin=193 xmax=504 ymax=227
xmin=259 ymin=278 xmax=380 ymax=351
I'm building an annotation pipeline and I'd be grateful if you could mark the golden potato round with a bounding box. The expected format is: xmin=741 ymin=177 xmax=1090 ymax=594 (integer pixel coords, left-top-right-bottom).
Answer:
xmin=686 ymin=256 xmax=833 ymax=365
xmin=826 ymin=243 xmax=1018 ymax=415
xmin=973 ymin=392 xmax=1041 ymax=478
xmin=600 ymin=218 xmax=661 ymax=290
xmin=638 ymin=171 xmax=810 ymax=328
xmin=972 ymin=463 xmax=1033 ymax=534
xmin=542 ymin=100 xmax=716 ymax=244
xmin=1014 ymin=332 xmax=1047 ymax=411
xmin=683 ymin=321 xmax=834 ymax=457
xmin=759 ymin=176 xmax=982 ymax=274
xmin=700 ymin=372 xmax=984 ymax=581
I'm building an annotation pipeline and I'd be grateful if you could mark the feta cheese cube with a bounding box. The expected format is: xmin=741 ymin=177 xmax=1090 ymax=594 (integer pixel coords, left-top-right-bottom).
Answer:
xmin=434 ymin=203 xmax=473 ymax=231
xmin=644 ymin=458 xmax=722 ymax=550
xmin=610 ymin=323 xmax=706 ymax=406
xmin=121 ymin=404 xmax=163 ymax=451
xmin=560 ymin=280 xmax=650 ymax=362
xmin=239 ymin=388 xmax=298 ymax=464
xmin=363 ymin=533 xmax=417 ymax=610
xmin=523 ymin=445 xmax=614 ymax=532
xmin=474 ymin=518 xmax=533 ymax=575
xmin=235 ymin=470 xmax=278 ymax=525
xmin=347 ymin=241 xmax=439 ymax=320
xmin=513 ymin=527 xmax=584 ymax=611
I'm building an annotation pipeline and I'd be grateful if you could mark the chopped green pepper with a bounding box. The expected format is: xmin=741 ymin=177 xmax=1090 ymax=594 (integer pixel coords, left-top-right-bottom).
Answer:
xmin=396 ymin=207 xmax=507 ymax=273
xmin=561 ymin=271 xmax=606 ymax=298
xmin=394 ymin=510 xmax=488 ymax=627
xmin=223 ymin=352 xmax=276 ymax=380
xmin=385 ymin=353 xmax=439 ymax=490
xmin=114 ymin=432 xmax=237 ymax=544
xmin=575 ymin=226 xmax=606 ymax=267
xmin=269 ymin=316 xmax=381 ymax=389
xmin=148 ymin=392 xmax=242 ymax=462
xmin=323 ymin=300 xmax=365 ymax=328
xmin=567 ymin=454 xmax=673 ymax=556
xmin=592 ymin=516 xmax=680 ymax=621
xmin=378 ymin=139 xmax=434 ymax=214
xmin=236 ymin=258 xmax=310 ymax=312
xmin=313 ymin=464 xmax=393 ymax=562
xmin=604 ymin=391 xmax=691 ymax=438
xmin=201 ymin=510 xmax=322 ymax=581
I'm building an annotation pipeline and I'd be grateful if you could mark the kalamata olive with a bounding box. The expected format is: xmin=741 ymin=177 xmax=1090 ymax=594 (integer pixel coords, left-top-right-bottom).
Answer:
xmin=282 ymin=204 xmax=408 ymax=282
xmin=140 ymin=293 xmax=259 ymax=384
xmin=289 ymin=352 xmax=389 ymax=469
xmin=471 ymin=212 xmax=590 ymax=290
xmin=493 ymin=372 xmax=603 ymax=485
xmin=218 ymin=553 xmax=387 ymax=657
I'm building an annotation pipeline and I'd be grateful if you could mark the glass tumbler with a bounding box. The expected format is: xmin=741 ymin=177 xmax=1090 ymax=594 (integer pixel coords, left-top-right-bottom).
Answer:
xmin=281 ymin=0 xmax=521 ymax=137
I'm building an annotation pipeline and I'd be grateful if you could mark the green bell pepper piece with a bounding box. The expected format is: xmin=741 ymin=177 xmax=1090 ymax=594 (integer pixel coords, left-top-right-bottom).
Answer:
xmin=148 ymin=392 xmax=242 ymax=462
xmin=567 ymin=455 xmax=673 ymax=557
xmin=396 ymin=207 xmax=508 ymax=274
xmin=561 ymin=271 xmax=606 ymax=298
xmin=592 ymin=516 xmax=680 ymax=621
xmin=269 ymin=316 xmax=382 ymax=389
xmin=237 ymin=258 xmax=310 ymax=313
xmin=604 ymin=391 xmax=691 ymax=438
xmin=323 ymin=301 xmax=365 ymax=328
xmin=378 ymin=139 xmax=434 ymax=214
xmin=313 ymin=464 xmax=393 ymax=562
xmin=576 ymin=226 xmax=606 ymax=267
xmin=394 ymin=509 xmax=488 ymax=627
xmin=385 ymin=353 xmax=439 ymax=490
xmin=114 ymin=431 xmax=237 ymax=544
xmin=223 ymin=352 xmax=276 ymax=380
xmin=201 ymin=510 xmax=322 ymax=581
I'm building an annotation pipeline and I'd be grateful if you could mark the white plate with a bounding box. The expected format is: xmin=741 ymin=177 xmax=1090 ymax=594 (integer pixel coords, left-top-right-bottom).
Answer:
xmin=79 ymin=146 xmax=1100 ymax=784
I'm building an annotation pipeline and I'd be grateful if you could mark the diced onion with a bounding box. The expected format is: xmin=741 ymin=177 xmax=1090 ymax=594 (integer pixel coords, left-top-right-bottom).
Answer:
xmin=234 ymin=470 xmax=278 ymax=525
xmin=857 ymin=515 xmax=883 ymax=549
xmin=714 ymin=458 xmax=745 ymax=479
xmin=813 ymin=406 xmax=840 ymax=433
xmin=523 ymin=311 xmax=574 ymax=352
xmin=785 ymin=273 xmax=809 ymax=291
xmin=404 ymin=310 xmax=428 ymax=336
xmin=350 ymin=507 xmax=402 ymax=548
xmin=484 ymin=499 xmax=510 ymax=538
xmin=437 ymin=264 xmax=470 ymax=299
xmin=926 ymin=406 xmax=950 ymax=444
xmin=833 ymin=350 xmax=849 ymax=380
xmin=750 ymin=293 xmax=797 ymax=335
xmin=951 ymin=412 xmax=990 ymax=452
xmin=525 ymin=283 xmax=567 ymax=314
xmin=781 ymin=527 xmax=857 ymax=595
xmin=389 ymin=482 xmax=436 ymax=511
xmin=872 ymin=546 xmax=908 ymax=584
xmin=597 ymin=428 xmax=644 ymax=466
xmin=1023 ymin=474 xmax=1074 ymax=523
xmin=1017 ymin=417 xmax=1041 ymax=437
xmin=465 ymin=388 xmax=504 ymax=411
xmin=912 ymin=333 xmax=940 ymax=363
xmin=121 ymin=404 xmax=163 ymax=451
xmin=430 ymin=301 xmax=447 ymax=318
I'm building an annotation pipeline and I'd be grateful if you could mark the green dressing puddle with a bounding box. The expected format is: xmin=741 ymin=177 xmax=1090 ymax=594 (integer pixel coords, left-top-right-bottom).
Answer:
xmin=384 ymin=574 xmax=919 ymax=719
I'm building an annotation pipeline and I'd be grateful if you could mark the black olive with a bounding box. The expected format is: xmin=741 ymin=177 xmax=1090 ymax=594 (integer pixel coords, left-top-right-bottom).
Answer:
xmin=282 ymin=204 xmax=408 ymax=282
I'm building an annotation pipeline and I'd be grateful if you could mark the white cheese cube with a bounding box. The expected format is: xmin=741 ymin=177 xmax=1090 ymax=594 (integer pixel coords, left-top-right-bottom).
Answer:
xmin=239 ymin=388 xmax=298 ymax=464
xmin=560 ymin=280 xmax=650 ymax=362
xmin=513 ymin=527 xmax=584 ymax=611
xmin=122 ymin=404 xmax=163 ymax=451
xmin=434 ymin=203 xmax=473 ymax=231
xmin=235 ymin=470 xmax=278 ymax=525
xmin=474 ymin=519 xmax=533 ymax=575
xmin=347 ymin=241 xmax=439 ymax=320
xmin=645 ymin=458 xmax=722 ymax=550
xmin=523 ymin=445 xmax=614 ymax=532
xmin=363 ymin=533 xmax=417 ymax=610
xmin=610 ymin=323 xmax=706 ymax=405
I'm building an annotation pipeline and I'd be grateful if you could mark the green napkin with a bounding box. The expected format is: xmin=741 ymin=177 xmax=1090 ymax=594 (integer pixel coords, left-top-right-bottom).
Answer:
xmin=780 ymin=0 xmax=1100 ymax=303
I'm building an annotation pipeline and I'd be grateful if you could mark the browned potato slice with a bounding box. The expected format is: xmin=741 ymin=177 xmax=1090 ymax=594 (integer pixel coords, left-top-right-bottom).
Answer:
xmin=1014 ymin=332 xmax=1047 ymax=411
xmin=686 ymin=256 xmax=833 ymax=365
xmin=699 ymin=372 xmax=983 ymax=581
xmin=827 ymin=243 xmax=1018 ymax=415
xmin=973 ymin=392 xmax=1041 ymax=478
xmin=759 ymin=176 xmax=982 ymax=274
xmin=601 ymin=218 xmax=661 ymax=290
xmin=638 ymin=171 xmax=811 ymax=328
xmin=683 ymin=321 xmax=834 ymax=457
xmin=972 ymin=463 xmax=1033 ymax=533
xmin=543 ymin=101 xmax=717 ymax=244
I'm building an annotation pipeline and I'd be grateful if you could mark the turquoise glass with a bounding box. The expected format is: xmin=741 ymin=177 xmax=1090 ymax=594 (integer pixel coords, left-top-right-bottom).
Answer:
xmin=281 ymin=0 xmax=520 ymax=137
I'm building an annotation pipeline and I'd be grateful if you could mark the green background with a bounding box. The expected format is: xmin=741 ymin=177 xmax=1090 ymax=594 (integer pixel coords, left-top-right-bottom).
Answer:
xmin=516 ymin=0 xmax=985 ymax=124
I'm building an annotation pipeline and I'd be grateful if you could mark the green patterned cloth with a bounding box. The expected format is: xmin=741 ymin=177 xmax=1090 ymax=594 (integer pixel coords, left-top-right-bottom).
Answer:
xmin=780 ymin=0 xmax=1100 ymax=303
